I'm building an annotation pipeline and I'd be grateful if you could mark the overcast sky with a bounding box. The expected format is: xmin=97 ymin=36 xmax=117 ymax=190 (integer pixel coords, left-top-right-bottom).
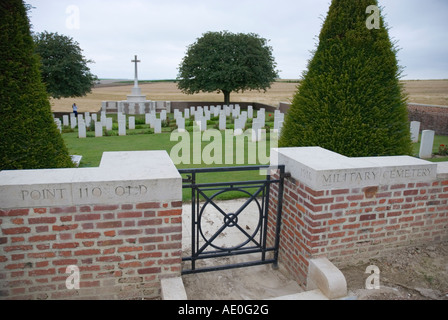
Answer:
xmin=26 ymin=0 xmax=448 ymax=80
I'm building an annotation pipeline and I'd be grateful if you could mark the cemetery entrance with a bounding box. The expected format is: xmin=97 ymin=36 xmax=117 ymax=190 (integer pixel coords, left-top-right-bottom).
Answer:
xmin=179 ymin=165 xmax=286 ymax=275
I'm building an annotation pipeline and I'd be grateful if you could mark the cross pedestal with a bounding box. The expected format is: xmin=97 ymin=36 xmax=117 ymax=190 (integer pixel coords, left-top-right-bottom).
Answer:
xmin=127 ymin=55 xmax=146 ymax=102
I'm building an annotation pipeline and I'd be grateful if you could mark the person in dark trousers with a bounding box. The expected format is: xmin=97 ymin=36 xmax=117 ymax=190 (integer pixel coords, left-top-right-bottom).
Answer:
xmin=72 ymin=103 xmax=78 ymax=117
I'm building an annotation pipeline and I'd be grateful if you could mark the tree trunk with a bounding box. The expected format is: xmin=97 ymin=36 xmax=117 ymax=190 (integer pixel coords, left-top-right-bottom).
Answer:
xmin=223 ymin=90 xmax=231 ymax=105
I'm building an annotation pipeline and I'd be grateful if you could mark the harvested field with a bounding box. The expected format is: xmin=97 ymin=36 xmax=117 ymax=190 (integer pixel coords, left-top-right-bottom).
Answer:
xmin=50 ymin=79 xmax=448 ymax=113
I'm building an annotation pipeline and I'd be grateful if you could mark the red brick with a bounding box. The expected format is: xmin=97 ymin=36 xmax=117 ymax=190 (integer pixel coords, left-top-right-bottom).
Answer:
xmin=52 ymin=242 xmax=79 ymax=249
xmin=171 ymin=201 xmax=183 ymax=208
xmin=137 ymin=267 xmax=161 ymax=275
xmin=404 ymin=189 xmax=419 ymax=196
xmin=119 ymin=261 xmax=142 ymax=268
xmin=4 ymin=245 xmax=33 ymax=252
xmin=360 ymin=214 xmax=376 ymax=221
xmin=97 ymin=256 xmax=121 ymax=262
xmin=139 ymin=236 xmax=164 ymax=244
xmin=96 ymin=221 xmax=122 ymax=229
xmin=33 ymin=208 xmax=47 ymax=214
xmin=28 ymin=217 xmax=57 ymax=224
xmin=50 ymin=207 xmax=77 ymax=214
xmin=28 ymin=269 xmax=56 ymax=276
xmin=29 ymin=235 xmax=57 ymax=242
xmin=93 ymin=205 xmax=119 ymax=211
xmin=118 ymin=246 xmax=143 ymax=253
xmin=117 ymin=211 xmax=143 ymax=219
xmin=75 ymin=249 xmax=101 ymax=256
xmin=2 ymin=227 xmax=31 ymax=235
xmin=157 ymin=209 xmax=181 ymax=217
xmin=309 ymin=197 xmax=334 ymax=205
xmin=138 ymin=219 xmax=163 ymax=226
xmin=75 ymin=232 xmax=100 ymax=239
xmin=75 ymin=214 xmax=101 ymax=221
xmin=0 ymin=209 xmax=29 ymax=217
xmin=97 ymin=239 xmax=123 ymax=246
xmin=136 ymin=202 xmax=160 ymax=209
xmin=158 ymin=226 xmax=182 ymax=234
xmin=328 ymin=218 xmax=346 ymax=225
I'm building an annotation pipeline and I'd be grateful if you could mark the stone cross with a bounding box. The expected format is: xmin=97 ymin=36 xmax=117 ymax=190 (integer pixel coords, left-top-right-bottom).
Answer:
xmin=131 ymin=55 xmax=141 ymax=88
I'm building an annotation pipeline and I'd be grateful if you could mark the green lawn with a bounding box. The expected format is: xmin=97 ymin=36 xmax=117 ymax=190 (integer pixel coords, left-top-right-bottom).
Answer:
xmin=62 ymin=114 xmax=277 ymax=201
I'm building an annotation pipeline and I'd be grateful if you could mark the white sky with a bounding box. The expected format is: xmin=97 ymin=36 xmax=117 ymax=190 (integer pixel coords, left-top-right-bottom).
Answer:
xmin=26 ymin=0 xmax=448 ymax=80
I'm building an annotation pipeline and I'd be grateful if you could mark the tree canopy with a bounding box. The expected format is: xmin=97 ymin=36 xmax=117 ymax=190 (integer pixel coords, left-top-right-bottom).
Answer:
xmin=279 ymin=0 xmax=412 ymax=157
xmin=0 ymin=0 xmax=74 ymax=170
xmin=33 ymin=31 xmax=97 ymax=99
xmin=177 ymin=31 xmax=279 ymax=105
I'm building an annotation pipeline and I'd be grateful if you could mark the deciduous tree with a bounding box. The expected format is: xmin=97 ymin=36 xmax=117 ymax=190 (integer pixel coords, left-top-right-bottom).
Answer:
xmin=177 ymin=31 xmax=278 ymax=105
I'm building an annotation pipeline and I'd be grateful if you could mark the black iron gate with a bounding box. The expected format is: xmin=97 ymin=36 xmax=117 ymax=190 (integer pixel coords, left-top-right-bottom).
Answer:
xmin=179 ymin=165 xmax=286 ymax=275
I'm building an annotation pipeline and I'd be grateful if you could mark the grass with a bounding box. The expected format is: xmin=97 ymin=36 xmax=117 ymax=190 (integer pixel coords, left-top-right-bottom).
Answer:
xmin=63 ymin=112 xmax=277 ymax=201
xmin=412 ymin=134 xmax=448 ymax=162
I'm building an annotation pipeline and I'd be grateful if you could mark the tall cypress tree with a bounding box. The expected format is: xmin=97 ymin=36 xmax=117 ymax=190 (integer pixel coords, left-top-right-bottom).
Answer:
xmin=0 ymin=1 xmax=74 ymax=170
xmin=279 ymin=0 xmax=412 ymax=157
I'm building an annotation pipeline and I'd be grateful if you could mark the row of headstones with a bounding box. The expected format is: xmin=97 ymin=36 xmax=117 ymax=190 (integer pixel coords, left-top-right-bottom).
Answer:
xmin=54 ymin=107 xmax=285 ymax=140
xmin=172 ymin=105 xmax=285 ymax=138
xmin=53 ymin=111 xmax=166 ymax=139
xmin=411 ymin=121 xmax=436 ymax=159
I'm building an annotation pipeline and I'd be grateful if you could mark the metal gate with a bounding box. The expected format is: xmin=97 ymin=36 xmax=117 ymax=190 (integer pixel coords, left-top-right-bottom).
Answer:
xmin=179 ymin=165 xmax=286 ymax=275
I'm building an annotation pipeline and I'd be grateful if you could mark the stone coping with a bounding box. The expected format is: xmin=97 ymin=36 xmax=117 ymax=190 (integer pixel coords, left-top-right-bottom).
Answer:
xmin=271 ymin=147 xmax=443 ymax=190
xmin=0 ymin=151 xmax=182 ymax=209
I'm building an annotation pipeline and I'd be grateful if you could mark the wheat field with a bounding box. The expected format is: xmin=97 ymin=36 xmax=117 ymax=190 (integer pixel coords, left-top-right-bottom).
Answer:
xmin=50 ymin=80 xmax=448 ymax=113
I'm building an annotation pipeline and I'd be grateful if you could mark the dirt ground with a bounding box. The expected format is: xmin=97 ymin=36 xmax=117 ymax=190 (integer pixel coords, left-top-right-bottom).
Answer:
xmin=181 ymin=200 xmax=448 ymax=300
xmin=50 ymin=79 xmax=448 ymax=113
xmin=341 ymin=241 xmax=448 ymax=300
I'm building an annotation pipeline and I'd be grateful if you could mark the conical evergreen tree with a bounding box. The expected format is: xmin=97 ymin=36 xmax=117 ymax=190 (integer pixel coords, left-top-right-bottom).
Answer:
xmin=279 ymin=0 xmax=412 ymax=157
xmin=0 ymin=1 xmax=74 ymax=170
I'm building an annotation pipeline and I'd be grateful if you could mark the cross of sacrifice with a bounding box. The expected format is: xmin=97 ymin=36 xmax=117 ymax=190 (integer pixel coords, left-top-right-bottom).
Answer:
xmin=132 ymin=55 xmax=141 ymax=88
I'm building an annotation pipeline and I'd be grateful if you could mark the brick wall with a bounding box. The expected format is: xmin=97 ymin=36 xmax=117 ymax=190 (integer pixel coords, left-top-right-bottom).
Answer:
xmin=407 ymin=103 xmax=448 ymax=136
xmin=0 ymin=201 xmax=182 ymax=300
xmin=0 ymin=151 xmax=182 ymax=300
xmin=269 ymin=147 xmax=448 ymax=287
xmin=270 ymin=176 xmax=448 ymax=285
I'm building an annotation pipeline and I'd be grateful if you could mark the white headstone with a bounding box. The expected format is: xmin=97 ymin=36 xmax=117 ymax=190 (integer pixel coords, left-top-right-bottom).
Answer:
xmin=70 ymin=115 xmax=77 ymax=129
xmin=101 ymin=111 xmax=107 ymax=127
xmin=129 ymin=116 xmax=135 ymax=130
xmin=410 ymin=121 xmax=421 ymax=143
xmin=154 ymin=119 xmax=162 ymax=134
xmin=85 ymin=115 xmax=91 ymax=128
xmin=219 ymin=112 xmax=226 ymax=131
xmin=54 ymin=118 xmax=62 ymax=133
xmin=160 ymin=110 xmax=167 ymax=122
xmin=118 ymin=120 xmax=126 ymax=136
xmin=177 ymin=117 xmax=186 ymax=133
xmin=91 ymin=114 xmax=98 ymax=123
xmin=95 ymin=122 xmax=103 ymax=138
xmin=78 ymin=120 xmax=86 ymax=139
xmin=106 ymin=118 xmax=113 ymax=131
xmin=419 ymin=130 xmax=435 ymax=159
xmin=184 ymin=109 xmax=190 ymax=119
xmin=252 ymin=120 xmax=262 ymax=142
xmin=63 ymin=115 xmax=69 ymax=127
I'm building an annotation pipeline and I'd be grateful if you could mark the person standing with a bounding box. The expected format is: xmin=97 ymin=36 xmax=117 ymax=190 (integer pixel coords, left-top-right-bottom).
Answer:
xmin=72 ymin=103 xmax=78 ymax=117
